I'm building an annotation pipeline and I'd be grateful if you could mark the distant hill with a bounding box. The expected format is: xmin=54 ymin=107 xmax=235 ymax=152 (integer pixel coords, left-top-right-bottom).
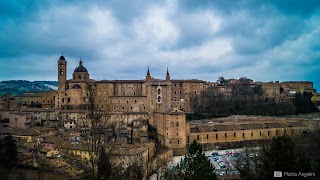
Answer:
xmin=0 ymin=80 xmax=58 ymax=96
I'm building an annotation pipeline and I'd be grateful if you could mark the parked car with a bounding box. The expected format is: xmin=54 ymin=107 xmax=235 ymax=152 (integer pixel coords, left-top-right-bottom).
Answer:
xmin=212 ymin=152 xmax=219 ymax=157
xmin=232 ymin=153 xmax=240 ymax=157
xmin=219 ymin=162 xmax=226 ymax=168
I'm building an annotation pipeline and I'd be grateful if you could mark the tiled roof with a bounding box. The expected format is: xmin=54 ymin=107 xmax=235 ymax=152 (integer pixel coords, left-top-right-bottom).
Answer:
xmin=0 ymin=128 xmax=39 ymax=136
xmin=287 ymin=121 xmax=306 ymax=127
xmin=264 ymin=123 xmax=287 ymax=128
xmin=13 ymin=129 xmax=39 ymax=136
xmin=0 ymin=128 xmax=15 ymax=134
xmin=190 ymin=127 xmax=199 ymax=133
xmin=32 ymin=126 xmax=56 ymax=132
xmin=214 ymin=125 xmax=241 ymax=131
xmin=240 ymin=123 xmax=265 ymax=130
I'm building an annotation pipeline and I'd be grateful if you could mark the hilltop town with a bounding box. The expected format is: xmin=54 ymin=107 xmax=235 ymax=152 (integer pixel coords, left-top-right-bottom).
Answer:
xmin=0 ymin=55 xmax=319 ymax=179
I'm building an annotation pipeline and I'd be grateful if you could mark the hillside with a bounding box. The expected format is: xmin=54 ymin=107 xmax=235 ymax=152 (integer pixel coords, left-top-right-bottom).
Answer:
xmin=0 ymin=80 xmax=58 ymax=96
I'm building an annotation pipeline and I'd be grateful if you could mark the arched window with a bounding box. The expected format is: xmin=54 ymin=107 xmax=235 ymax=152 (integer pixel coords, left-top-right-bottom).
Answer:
xmin=158 ymin=89 xmax=161 ymax=95
xmin=157 ymin=96 xmax=161 ymax=103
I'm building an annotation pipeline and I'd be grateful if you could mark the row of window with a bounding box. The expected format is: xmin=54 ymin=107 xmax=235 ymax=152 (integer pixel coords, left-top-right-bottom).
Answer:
xmin=43 ymin=100 xmax=53 ymax=103
xmin=173 ymin=83 xmax=203 ymax=87
xmin=169 ymin=139 xmax=180 ymax=144
xmin=192 ymin=129 xmax=302 ymax=142
xmin=118 ymin=106 xmax=146 ymax=110
xmin=122 ymin=91 xmax=139 ymax=95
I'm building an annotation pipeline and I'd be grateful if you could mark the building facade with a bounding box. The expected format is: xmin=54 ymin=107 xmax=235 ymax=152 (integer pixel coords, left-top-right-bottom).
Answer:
xmin=54 ymin=56 xmax=211 ymax=155
xmin=51 ymin=55 xmax=319 ymax=155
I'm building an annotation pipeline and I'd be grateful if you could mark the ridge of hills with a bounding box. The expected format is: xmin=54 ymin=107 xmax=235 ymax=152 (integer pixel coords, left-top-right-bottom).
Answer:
xmin=0 ymin=80 xmax=58 ymax=96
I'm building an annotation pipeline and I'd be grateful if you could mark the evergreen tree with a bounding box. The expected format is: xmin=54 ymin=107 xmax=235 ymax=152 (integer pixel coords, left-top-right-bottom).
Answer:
xmin=258 ymin=136 xmax=311 ymax=179
xmin=294 ymin=92 xmax=318 ymax=114
xmin=97 ymin=146 xmax=111 ymax=180
xmin=0 ymin=135 xmax=18 ymax=179
xmin=177 ymin=140 xmax=216 ymax=180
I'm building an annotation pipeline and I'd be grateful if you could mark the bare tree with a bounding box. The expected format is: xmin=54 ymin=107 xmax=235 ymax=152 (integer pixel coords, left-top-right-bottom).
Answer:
xmin=154 ymin=156 xmax=171 ymax=180
xmin=78 ymin=85 xmax=116 ymax=178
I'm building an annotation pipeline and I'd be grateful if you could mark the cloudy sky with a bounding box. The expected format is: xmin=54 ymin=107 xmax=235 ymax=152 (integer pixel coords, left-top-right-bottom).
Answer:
xmin=1 ymin=0 xmax=320 ymax=90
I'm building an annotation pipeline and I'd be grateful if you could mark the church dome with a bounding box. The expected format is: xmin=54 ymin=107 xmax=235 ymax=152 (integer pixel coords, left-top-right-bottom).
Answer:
xmin=59 ymin=55 xmax=66 ymax=61
xmin=74 ymin=60 xmax=88 ymax=73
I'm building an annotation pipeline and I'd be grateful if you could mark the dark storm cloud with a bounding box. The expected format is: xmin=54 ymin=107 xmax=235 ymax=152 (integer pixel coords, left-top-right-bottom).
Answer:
xmin=0 ymin=0 xmax=319 ymax=90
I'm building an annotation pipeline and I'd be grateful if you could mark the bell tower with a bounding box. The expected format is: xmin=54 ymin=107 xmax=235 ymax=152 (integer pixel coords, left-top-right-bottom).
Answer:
xmin=58 ymin=55 xmax=67 ymax=92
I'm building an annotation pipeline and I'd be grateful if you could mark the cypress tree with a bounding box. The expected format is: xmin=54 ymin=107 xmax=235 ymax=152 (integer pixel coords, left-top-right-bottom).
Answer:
xmin=97 ymin=146 xmax=111 ymax=180
xmin=0 ymin=135 xmax=18 ymax=179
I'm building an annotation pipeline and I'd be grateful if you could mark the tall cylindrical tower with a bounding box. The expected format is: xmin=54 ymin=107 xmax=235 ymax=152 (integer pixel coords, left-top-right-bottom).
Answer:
xmin=58 ymin=55 xmax=67 ymax=92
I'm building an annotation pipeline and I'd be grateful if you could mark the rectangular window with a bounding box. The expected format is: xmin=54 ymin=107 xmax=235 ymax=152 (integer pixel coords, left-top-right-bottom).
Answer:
xmin=197 ymin=135 xmax=199 ymax=140
xmin=216 ymin=134 xmax=218 ymax=139
xmin=206 ymin=134 xmax=208 ymax=139
xmin=234 ymin=133 xmax=236 ymax=138
xmin=251 ymin=132 xmax=253 ymax=137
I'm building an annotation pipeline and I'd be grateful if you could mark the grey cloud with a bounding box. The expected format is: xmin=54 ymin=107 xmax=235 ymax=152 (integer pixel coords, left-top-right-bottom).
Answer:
xmin=0 ymin=0 xmax=319 ymax=90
